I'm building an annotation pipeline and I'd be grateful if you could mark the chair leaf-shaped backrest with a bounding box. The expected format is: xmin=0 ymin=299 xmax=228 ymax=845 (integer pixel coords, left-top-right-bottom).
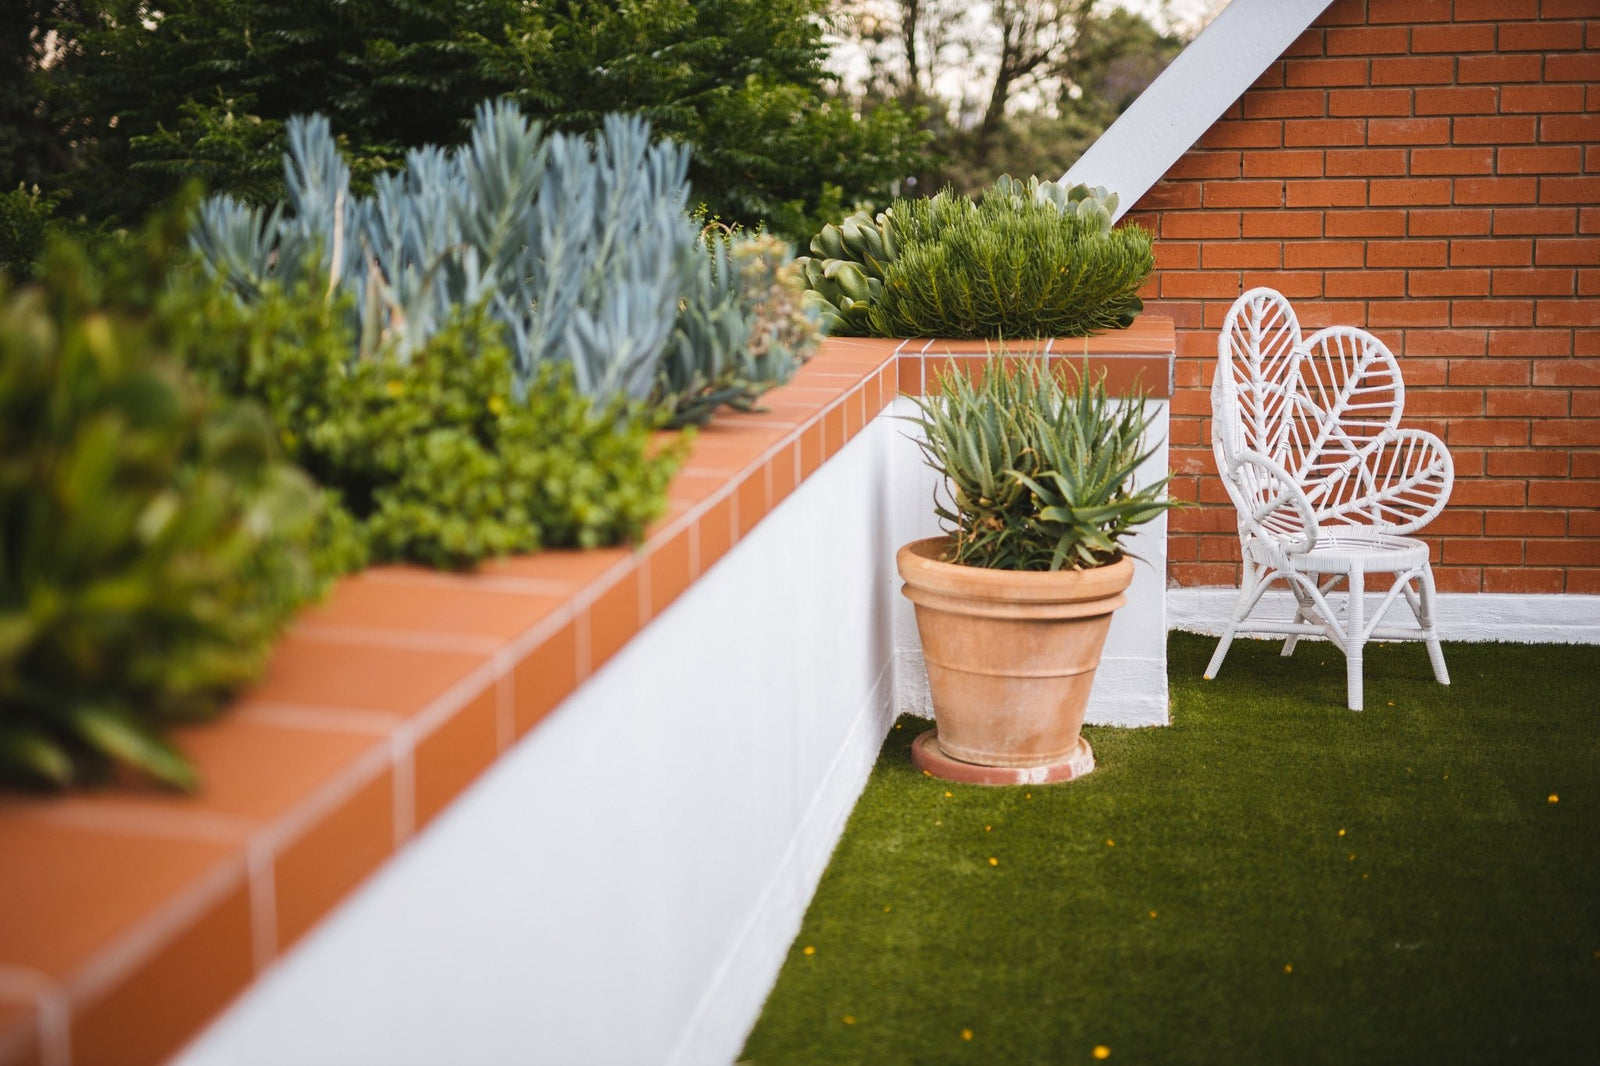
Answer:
xmin=1213 ymin=287 xmax=1303 ymax=466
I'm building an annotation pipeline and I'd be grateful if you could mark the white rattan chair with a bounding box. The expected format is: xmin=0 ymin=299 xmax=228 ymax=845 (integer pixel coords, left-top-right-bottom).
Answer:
xmin=1206 ymin=287 xmax=1453 ymax=710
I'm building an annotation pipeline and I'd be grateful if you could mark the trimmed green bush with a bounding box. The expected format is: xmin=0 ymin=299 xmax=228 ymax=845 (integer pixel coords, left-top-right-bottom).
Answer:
xmin=905 ymin=360 xmax=1176 ymax=571
xmin=167 ymin=273 xmax=683 ymax=569
xmin=800 ymin=178 xmax=1153 ymax=341
xmin=0 ymin=232 xmax=328 ymax=791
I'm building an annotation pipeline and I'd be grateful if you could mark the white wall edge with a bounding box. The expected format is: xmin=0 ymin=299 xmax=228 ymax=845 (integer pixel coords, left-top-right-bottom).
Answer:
xmin=1168 ymin=587 xmax=1600 ymax=645
xmin=1061 ymin=0 xmax=1334 ymax=220
xmin=668 ymin=660 xmax=896 ymax=1066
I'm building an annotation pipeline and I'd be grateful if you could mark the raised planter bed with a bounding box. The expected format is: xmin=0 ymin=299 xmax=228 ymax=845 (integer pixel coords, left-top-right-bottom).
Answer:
xmin=0 ymin=324 xmax=1174 ymax=1066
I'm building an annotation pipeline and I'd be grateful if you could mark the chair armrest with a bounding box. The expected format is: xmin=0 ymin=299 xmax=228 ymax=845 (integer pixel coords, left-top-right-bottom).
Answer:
xmin=1219 ymin=446 xmax=1319 ymax=557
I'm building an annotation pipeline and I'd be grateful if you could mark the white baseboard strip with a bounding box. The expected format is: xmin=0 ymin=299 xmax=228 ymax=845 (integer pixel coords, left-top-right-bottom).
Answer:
xmin=1167 ymin=588 xmax=1600 ymax=645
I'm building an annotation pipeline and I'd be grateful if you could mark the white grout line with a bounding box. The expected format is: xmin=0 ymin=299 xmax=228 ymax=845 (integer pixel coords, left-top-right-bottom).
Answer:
xmin=0 ymin=967 xmax=69 ymax=1066
xmin=65 ymin=855 xmax=248 ymax=1013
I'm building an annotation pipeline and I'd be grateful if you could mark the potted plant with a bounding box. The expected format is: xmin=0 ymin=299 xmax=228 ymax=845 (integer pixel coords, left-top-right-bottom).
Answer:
xmin=897 ymin=359 xmax=1178 ymax=785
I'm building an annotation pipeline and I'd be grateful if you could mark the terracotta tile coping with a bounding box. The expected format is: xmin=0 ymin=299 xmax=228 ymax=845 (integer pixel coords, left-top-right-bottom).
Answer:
xmin=0 ymin=320 xmax=1173 ymax=1066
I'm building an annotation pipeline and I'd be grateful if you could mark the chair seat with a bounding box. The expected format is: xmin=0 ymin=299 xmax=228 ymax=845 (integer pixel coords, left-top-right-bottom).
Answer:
xmin=1242 ymin=529 xmax=1431 ymax=575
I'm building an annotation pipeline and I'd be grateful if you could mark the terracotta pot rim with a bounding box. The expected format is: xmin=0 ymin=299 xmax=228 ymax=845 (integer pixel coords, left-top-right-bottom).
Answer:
xmin=896 ymin=536 xmax=1135 ymax=604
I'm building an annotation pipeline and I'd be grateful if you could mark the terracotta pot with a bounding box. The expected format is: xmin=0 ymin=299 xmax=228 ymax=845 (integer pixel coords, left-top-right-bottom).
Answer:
xmin=896 ymin=537 xmax=1134 ymax=768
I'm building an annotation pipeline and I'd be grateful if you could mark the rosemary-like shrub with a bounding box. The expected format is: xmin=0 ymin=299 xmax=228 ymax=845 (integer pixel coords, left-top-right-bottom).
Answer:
xmin=906 ymin=360 xmax=1177 ymax=571
xmin=872 ymin=189 xmax=1153 ymax=340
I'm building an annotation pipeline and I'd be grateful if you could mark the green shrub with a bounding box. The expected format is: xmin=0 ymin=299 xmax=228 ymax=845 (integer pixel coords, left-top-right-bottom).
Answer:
xmin=905 ymin=360 xmax=1176 ymax=571
xmin=799 ymin=178 xmax=1152 ymax=340
xmin=167 ymin=274 xmax=682 ymax=569
xmin=0 ymin=185 xmax=60 ymax=282
xmin=0 ymin=237 xmax=328 ymax=791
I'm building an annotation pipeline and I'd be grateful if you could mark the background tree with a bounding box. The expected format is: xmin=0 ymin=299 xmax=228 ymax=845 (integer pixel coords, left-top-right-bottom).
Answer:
xmin=836 ymin=0 xmax=1189 ymax=195
xmin=15 ymin=0 xmax=927 ymax=238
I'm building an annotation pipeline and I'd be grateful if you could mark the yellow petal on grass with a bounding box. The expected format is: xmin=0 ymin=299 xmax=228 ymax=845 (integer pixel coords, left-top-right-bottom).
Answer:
xmin=1549 ymin=794 xmax=1560 ymax=804
xmin=1149 ymin=911 xmax=1158 ymax=919
xmin=1284 ymin=964 xmax=1293 ymax=974
xmin=1093 ymin=1046 xmax=1112 ymax=1060
xmin=1105 ymin=839 xmax=1115 ymax=847
xmin=1338 ymin=828 xmax=1346 ymax=837
xmin=803 ymin=946 xmax=815 ymax=956
xmin=945 ymin=791 xmax=953 ymax=798
xmin=961 ymin=1028 xmax=974 ymax=1041
xmin=843 ymin=1015 xmax=855 ymax=1025
xmin=989 ymin=857 xmax=999 ymax=866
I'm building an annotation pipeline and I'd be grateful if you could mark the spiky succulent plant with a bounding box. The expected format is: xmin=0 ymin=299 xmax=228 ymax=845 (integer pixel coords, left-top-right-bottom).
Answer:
xmin=905 ymin=359 xmax=1177 ymax=571
xmin=799 ymin=177 xmax=1148 ymax=341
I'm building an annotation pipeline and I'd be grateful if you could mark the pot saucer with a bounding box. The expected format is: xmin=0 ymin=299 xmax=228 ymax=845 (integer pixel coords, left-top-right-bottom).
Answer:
xmin=910 ymin=728 xmax=1095 ymax=786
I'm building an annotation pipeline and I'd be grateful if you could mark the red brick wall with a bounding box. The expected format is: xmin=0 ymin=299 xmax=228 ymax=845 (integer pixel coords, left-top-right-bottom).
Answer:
xmin=1128 ymin=0 xmax=1600 ymax=594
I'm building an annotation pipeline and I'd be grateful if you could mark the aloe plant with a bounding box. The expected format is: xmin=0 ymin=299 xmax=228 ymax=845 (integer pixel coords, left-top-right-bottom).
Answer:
xmin=905 ymin=360 xmax=1177 ymax=571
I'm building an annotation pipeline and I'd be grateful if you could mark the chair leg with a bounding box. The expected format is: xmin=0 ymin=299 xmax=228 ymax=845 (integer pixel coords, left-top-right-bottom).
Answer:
xmin=1205 ymin=564 xmax=1263 ymax=680
xmin=1281 ymin=570 xmax=1320 ymax=657
xmin=1418 ymin=565 xmax=1450 ymax=686
xmin=1344 ymin=567 xmax=1365 ymax=711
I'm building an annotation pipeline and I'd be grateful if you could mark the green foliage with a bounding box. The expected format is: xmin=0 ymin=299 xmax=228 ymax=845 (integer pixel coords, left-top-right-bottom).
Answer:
xmin=799 ymin=178 xmax=1152 ymax=341
xmin=796 ymin=207 xmax=897 ymax=337
xmin=0 ymin=183 xmax=59 ymax=281
xmin=0 ymin=228 xmax=327 ymax=791
xmin=905 ymin=359 xmax=1175 ymax=571
xmin=195 ymin=100 xmax=805 ymax=424
xmin=660 ymin=229 xmax=819 ymax=427
xmin=169 ymin=274 xmax=683 ymax=569
xmin=26 ymin=0 xmax=925 ymax=238
xmin=872 ymin=184 xmax=1153 ymax=340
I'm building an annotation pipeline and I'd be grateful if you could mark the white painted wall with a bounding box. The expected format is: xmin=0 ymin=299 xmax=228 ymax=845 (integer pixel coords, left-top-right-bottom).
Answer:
xmin=174 ymin=398 xmax=1175 ymax=1066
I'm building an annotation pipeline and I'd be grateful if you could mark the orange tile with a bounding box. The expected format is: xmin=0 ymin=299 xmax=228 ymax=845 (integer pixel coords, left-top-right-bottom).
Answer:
xmin=761 ymin=383 xmax=849 ymax=407
xmin=512 ymin=621 xmax=579 ymax=736
xmin=480 ymin=547 xmax=632 ymax=589
xmin=273 ymin=766 xmax=394 ymax=952
xmin=1085 ymin=315 xmax=1175 ymax=355
xmin=681 ymin=437 xmax=770 ymax=477
xmin=667 ymin=472 xmax=727 ymax=507
xmin=769 ymin=442 xmax=798 ymax=509
xmin=0 ymin=817 xmax=236 ymax=980
xmin=697 ymin=495 xmax=734 ymax=575
xmin=922 ymin=337 xmax=1051 ymax=357
xmin=413 ymin=685 xmax=499 ymax=828
xmin=0 ymin=999 xmax=39 ymax=1066
xmin=584 ymin=569 xmax=645 ymax=675
xmin=642 ymin=498 xmax=692 ymax=543
xmin=897 ymin=354 xmax=923 ymax=396
xmin=813 ymin=336 xmax=903 ymax=364
xmin=645 ymin=524 xmax=693 ymax=620
xmin=8 ymin=719 xmax=394 ymax=830
xmin=877 ymin=363 xmax=898 ymax=411
xmin=246 ymin=634 xmax=489 ymax=717
xmin=298 ymin=569 xmax=562 ymax=640
xmin=823 ymin=403 xmax=846 ymax=462
xmin=863 ymin=370 xmax=882 ymax=419
xmin=71 ymin=876 xmax=253 ymax=1066
xmin=789 ymin=363 xmax=868 ymax=388
xmin=799 ymin=420 xmax=823 ymax=480
xmin=842 ymin=385 xmax=864 ymax=442
xmin=1051 ymin=355 xmax=1174 ymax=398
xmin=736 ymin=467 xmax=769 ymax=540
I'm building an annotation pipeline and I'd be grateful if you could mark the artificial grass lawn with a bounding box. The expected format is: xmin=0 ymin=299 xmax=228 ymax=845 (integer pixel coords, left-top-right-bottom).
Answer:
xmin=742 ymin=633 xmax=1600 ymax=1065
